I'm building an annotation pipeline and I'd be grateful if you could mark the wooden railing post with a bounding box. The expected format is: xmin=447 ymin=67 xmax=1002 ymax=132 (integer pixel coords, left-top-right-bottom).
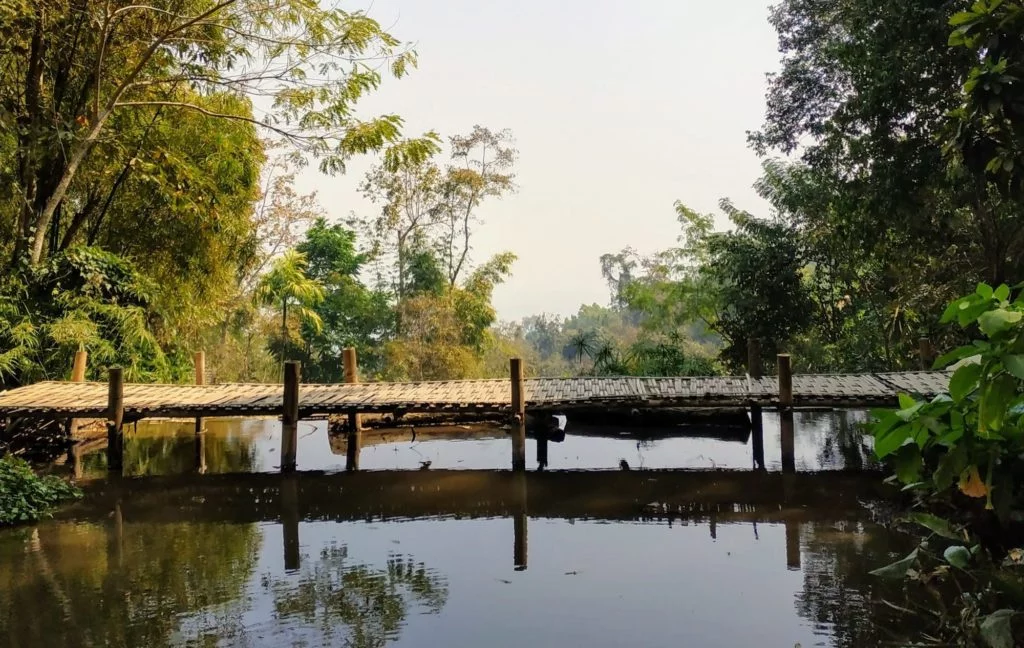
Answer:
xmin=919 ymin=337 xmax=933 ymax=371
xmin=343 ymin=347 xmax=361 ymax=471
xmin=510 ymin=358 xmax=526 ymax=471
xmin=193 ymin=351 xmax=206 ymax=464
xmin=193 ymin=351 xmax=206 ymax=385
xmin=106 ymin=368 xmax=124 ymax=472
xmin=747 ymin=337 xmax=762 ymax=379
xmin=777 ymin=354 xmax=792 ymax=407
xmin=71 ymin=350 xmax=87 ymax=382
xmin=281 ymin=361 xmax=300 ymax=473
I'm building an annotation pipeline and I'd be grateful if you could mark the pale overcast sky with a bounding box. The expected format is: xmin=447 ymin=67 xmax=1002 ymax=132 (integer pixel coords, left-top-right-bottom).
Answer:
xmin=298 ymin=0 xmax=780 ymax=320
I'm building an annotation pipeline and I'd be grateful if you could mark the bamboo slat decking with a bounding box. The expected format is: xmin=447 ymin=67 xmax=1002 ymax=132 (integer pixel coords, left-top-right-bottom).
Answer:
xmin=0 ymin=370 xmax=951 ymax=420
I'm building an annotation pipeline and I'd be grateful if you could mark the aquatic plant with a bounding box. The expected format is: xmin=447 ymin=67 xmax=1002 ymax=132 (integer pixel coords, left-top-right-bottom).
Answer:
xmin=0 ymin=456 xmax=81 ymax=526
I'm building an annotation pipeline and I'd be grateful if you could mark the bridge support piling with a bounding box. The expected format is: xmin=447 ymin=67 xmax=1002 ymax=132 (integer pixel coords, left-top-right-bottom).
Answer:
xmin=281 ymin=361 xmax=300 ymax=473
xmin=778 ymin=354 xmax=795 ymax=473
xmin=510 ymin=358 xmax=526 ymax=471
xmin=343 ymin=348 xmax=362 ymax=470
xmin=750 ymin=404 xmax=765 ymax=470
xmin=106 ymin=367 xmax=124 ymax=472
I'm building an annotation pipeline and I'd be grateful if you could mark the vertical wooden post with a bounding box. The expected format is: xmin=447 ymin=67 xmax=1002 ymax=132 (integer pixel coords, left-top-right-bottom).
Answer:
xmin=71 ymin=350 xmax=88 ymax=382
xmin=777 ymin=354 xmax=792 ymax=407
xmin=193 ymin=350 xmax=206 ymax=446
xmin=778 ymin=354 xmax=795 ymax=473
xmin=536 ymin=429 xmax=549 ymax=471
xmin=918 ymin=337 xmax=933 ymax=370
xmin=282 ymin=476 xmax=300 ymax=571
xmin=281 ymin=361 xmax=300 ymax=473
xmin=106 ymin=368 xmax=124 ymax=472
xmin=343 ymin=348 xmax=362 ymax=470
xmin=747 ymin=337 xmax=762 ymax=379
xmin=510 ymin=358 xmax=526 ymax=471
xmin=193 ymin=351 xmax=206 ymax=385
xmin=68 ymin=350 xmax=88 ymax=446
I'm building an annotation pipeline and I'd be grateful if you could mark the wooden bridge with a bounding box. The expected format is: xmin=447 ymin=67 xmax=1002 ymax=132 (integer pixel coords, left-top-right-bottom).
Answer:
xmin=0 ymin=370 xmax=949 ymax=420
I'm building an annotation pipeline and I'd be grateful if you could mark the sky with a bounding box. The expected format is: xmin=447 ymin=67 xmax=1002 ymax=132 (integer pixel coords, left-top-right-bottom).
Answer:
xmin=297 ymin=0 xmax=781 ymax=321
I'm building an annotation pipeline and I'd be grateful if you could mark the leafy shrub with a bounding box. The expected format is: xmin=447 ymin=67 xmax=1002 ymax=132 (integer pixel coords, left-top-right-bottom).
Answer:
xmin=0 ymin=455 xmax=81 ymax=525
xmin=871 ymin=283 xmax=1024 ymax=516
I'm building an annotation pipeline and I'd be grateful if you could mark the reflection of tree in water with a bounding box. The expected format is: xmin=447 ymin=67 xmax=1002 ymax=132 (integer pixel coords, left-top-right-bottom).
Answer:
xmin=263 ymin=543 xmax=449 ymax=647
xmin=0 ymin=520 xmax=260 ymax=647
xmin=794 ymin=521 xmax=920 ymax=647
xmin=799 ymin=411 xmax=879 ymax=471
xmin=81 ymin=422 xmax=258 ymax=476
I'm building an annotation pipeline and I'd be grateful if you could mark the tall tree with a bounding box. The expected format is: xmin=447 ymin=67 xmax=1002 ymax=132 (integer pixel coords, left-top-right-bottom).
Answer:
xmin=0 ymin=0 xmax=418 ymax=268
xmin=254 ymin=250 xmax=324 ymax=359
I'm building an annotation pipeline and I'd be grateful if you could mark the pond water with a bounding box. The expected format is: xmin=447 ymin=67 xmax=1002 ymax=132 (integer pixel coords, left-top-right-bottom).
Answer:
xmin=0 ymin=413 xmax=925 ymax=647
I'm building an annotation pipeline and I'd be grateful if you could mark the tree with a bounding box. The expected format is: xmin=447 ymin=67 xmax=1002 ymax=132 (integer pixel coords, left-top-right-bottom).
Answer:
xmin=295 ymin=218 xmax=394 ymax=381
xmin=254 ymin=250 xmax=324 ymax=360
xmin=437 ymin=126 xmax=517 ymax=287
xmin=1 ymin=0 xmax=418 ymax=268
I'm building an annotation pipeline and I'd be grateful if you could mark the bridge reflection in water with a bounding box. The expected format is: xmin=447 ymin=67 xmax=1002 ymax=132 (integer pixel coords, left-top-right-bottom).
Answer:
xmin=59 ymin=467 xmax=889 ymax=574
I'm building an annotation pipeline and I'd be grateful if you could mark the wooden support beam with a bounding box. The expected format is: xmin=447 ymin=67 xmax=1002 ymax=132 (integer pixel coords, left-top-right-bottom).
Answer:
xmin=919 ymin=337 xmax=934 ymax=371
xmin=750 ymin=404 xmax=765 ymax=470
xmin=106 ymin=368 xmax=124 ymax=472
xmin=747 ymin=337 xmax=762 ymax=379
xmin=510 ymin=358 xmax=526 ymax=471
xmin=778 ymin=354 xmax=795 ymax=473
xmin=281 ymin=361 xmax=300 ymax=473
xmin=194 ymin=350 xmax=206 ymax=442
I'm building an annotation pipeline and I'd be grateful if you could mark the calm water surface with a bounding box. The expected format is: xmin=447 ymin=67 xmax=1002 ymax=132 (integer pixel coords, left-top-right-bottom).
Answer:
xmin=0 ymin=413 xmax=921 ymax=647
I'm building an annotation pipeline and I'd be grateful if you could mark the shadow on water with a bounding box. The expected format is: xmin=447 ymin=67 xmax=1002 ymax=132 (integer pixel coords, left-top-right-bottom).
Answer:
xmin=0 ymin=411 xmax=928 ymax=647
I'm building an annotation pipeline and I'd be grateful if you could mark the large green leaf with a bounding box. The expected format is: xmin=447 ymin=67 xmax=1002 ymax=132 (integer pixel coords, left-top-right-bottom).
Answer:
xmin=980 ymin=609 xmax=1015 ymax=648
xmin=893 ymin=446 xmax=923 ymax=483
xmin=978 ymin=308 xmax=1022 ymax=337
xmin=874 ymin=424 xmax=913 ymax=459
xmin=950 ymin=363 xmax=983 ymax=402
xmin=934 ymin=344 xmax=978 ymax=369
xmin=1003 ymin=354 xmax=1024 ymax=380
xmin=907 ymin=512 xmax=960 ymax=540
xmin=869 ymin=548 xmax=919 ymax=579
xmin=980 ymin=373 xmax=1017 ymax=433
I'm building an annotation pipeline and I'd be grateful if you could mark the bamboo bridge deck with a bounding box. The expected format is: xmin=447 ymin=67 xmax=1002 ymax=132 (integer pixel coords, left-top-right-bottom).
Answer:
xmin=0 ymin=371 xmax=950 ymax=420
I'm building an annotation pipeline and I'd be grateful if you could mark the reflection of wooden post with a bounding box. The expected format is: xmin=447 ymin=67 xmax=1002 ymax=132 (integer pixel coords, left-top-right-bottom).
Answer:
xmin=106 ymin=368 xmax=124 ymax=472
xmin=282 ymin=362 xmax=300 ymax=473
xmin=108 ymin=500 xmax=124 ymax=569
xmin=510 ymin=358 xmax=526 ymax=471
xmin=785 ymin=518 xmax=801 ymax=570
xmin=514 ymin=473 xmax=528 ymax=570
xmin=750 ymin=405 xmax=765 ymax=470
xmin=747 ymin=337 xmax=762 ymax=379
xmin=919 ymin=337 xmax=933 ymax=370
xmin=282 ymin=476 xmax=300 ymax=572
xmin=343 ymin=348 xmax=361 ymax=471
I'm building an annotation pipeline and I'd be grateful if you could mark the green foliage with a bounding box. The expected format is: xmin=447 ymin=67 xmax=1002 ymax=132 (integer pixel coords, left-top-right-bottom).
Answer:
xmin=871 ymin=284 xmax=1024 ymax=514
xmin=0 ymin=247 xmax=181 ymax=386
xmin=0 ymin=456 xmax=81 ymax=525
